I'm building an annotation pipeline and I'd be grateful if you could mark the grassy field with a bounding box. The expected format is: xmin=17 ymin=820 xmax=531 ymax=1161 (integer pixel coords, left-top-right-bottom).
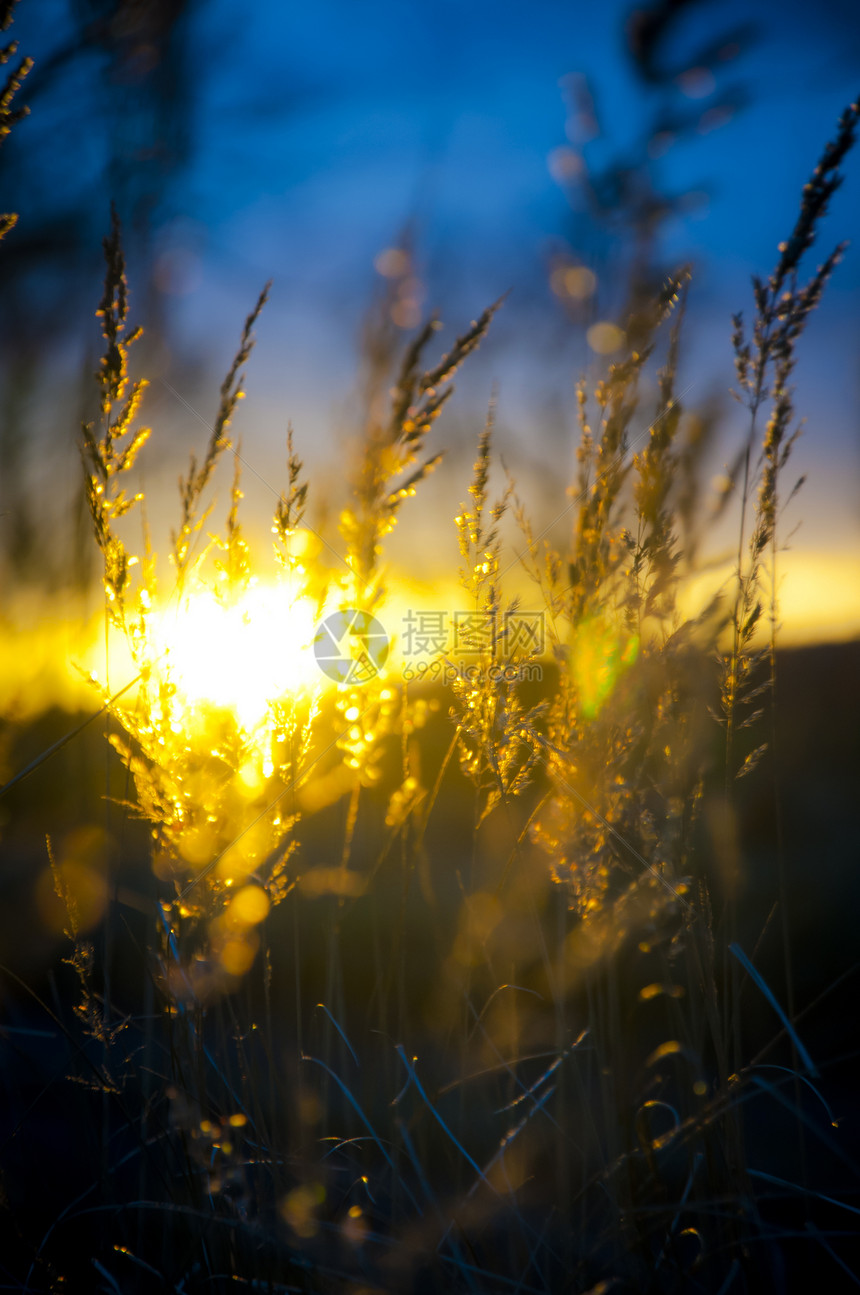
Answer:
xmin=1 ymin=639 xmax=859 ymax=1292
xmin=1 ymin=3 xmax=860 ymax=1289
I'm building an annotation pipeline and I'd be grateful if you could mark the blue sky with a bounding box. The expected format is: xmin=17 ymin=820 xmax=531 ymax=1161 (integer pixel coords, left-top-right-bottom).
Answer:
xmin=9 ymin=0 xmax=860 ymax=570
xmin=165 ymin=0 xmax=860 ymax=559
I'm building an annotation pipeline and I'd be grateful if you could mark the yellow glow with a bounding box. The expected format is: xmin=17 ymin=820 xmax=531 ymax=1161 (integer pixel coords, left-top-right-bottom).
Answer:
xmin=220 ymin=935 xmax=258 ymax=977
xmin=282 ymin=1182 xmax=326 ymax=1238
xmin=229 ymin=884 xmax=271 ymax=927
xmin=565 ymin=265 xmax=597 ymax=299
xmin=1 ymin=549 xmax=857 ymax=731
xmin=766 ymin=552 xmax=860 ymax=644
xmin=551 ymin=264 xmax=597 ymax=300
xmin=149 ymin=580 xmax=320 ymax=729
xmin=679 ymin=550 xmax=860 ymax=647
xmin=587 ymin=321 xmax=626 ymax=355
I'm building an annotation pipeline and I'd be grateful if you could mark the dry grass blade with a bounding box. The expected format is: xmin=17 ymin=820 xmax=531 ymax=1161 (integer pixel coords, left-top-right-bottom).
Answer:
xmin=172 ymin=281 xmax=270 ymax=579
xmin=80 ymin=205 xmax=151 ymax=631
xmin=341 ymin=297 xmax=504 ymax=610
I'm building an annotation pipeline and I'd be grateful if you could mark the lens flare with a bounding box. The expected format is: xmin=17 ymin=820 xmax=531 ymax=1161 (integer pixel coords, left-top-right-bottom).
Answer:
xmin=570 ymin=615 xmax=639 ymax=718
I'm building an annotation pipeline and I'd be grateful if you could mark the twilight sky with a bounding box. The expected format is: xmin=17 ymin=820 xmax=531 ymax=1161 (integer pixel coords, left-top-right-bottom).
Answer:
xmin=7 ymin=0 xmax=860 ymax=632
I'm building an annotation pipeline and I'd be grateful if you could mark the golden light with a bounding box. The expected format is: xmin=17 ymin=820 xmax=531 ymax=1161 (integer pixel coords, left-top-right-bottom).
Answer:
xmin=147 ymin=578 xmax=321 ymax=729
xmin=281 ymin=1182 xmax=326 ymax=1239
xmin=228 ymin=884 xmax=271 ymax=927
xmin=564 ymin=265 xmax=597 ymax=299
xmin=679 ymin=550 xmax=860 ymax=647
xmin=551 ymin=264 xmax=597 ymax=300
xmin=587 ymin=321 xmax=626 ymax=354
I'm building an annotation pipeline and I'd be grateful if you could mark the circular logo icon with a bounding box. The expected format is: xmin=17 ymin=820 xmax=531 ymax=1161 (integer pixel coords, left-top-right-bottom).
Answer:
xmin=313 ymin=608 xmax=389 ymax=684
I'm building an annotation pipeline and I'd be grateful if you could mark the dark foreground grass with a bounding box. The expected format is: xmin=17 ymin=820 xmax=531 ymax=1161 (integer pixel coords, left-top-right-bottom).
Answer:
xmin=1 ymin=642 xmax=859 ymax=1292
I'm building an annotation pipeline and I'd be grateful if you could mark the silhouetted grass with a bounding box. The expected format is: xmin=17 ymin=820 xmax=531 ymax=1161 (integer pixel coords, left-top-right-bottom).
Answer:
xmin=1 ymin=1 xmax=858 ymax=1284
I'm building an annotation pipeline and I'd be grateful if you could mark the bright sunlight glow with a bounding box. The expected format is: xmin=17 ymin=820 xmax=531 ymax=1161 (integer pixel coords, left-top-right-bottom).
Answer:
xmin=149 ymin=580 xmax=321 ymax=729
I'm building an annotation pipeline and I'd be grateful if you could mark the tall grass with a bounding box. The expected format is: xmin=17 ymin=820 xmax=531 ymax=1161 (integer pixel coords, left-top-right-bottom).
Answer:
xmin=1 ymin=6 xmax=858 ymax=1282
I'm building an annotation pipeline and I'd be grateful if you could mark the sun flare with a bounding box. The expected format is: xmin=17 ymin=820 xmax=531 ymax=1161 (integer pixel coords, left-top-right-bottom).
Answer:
xmin=147 ymin=580 xmax=321 ymax=730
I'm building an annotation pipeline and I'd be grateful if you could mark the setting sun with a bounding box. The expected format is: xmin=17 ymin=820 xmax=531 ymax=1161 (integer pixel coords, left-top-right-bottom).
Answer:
xmin=146 ymin=579 xmax=321 ymax=729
